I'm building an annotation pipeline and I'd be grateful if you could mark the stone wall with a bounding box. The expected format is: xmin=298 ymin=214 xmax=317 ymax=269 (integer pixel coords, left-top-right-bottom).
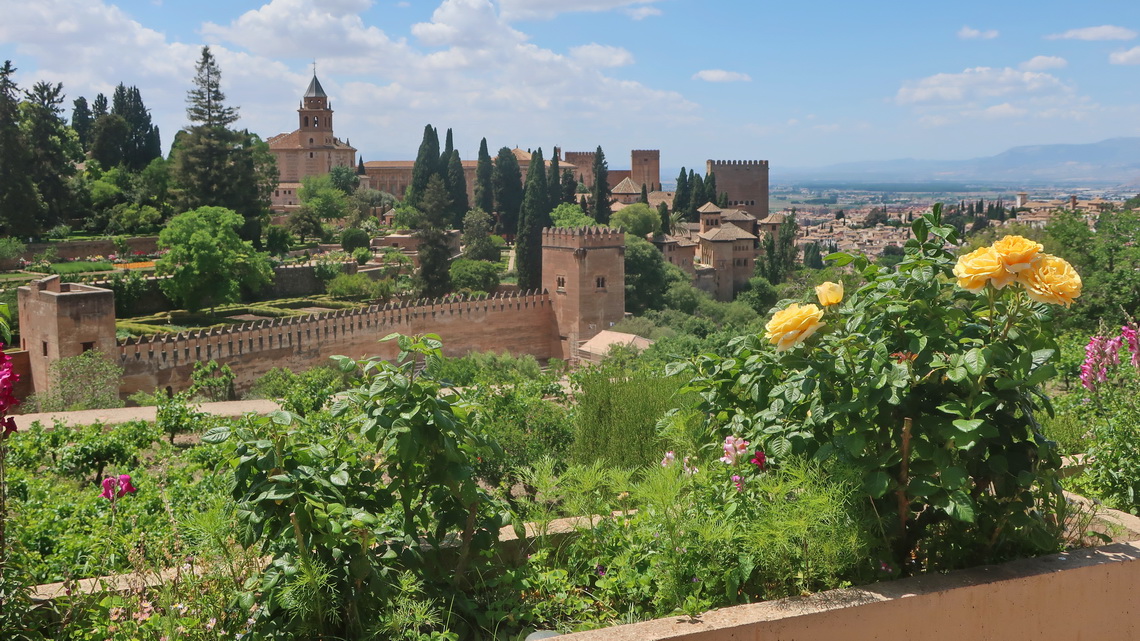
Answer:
xmin=116 ymin=291 xmax=558 ymax=395
xmin=707 ymin=160 xmax=769 ymax=219
xmin=2 ymin=236 xmax=159 ymax=270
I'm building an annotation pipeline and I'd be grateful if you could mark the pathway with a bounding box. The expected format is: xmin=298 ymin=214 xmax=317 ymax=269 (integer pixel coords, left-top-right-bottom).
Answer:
xmin=14 ymin=398 xmax=281 ymax=430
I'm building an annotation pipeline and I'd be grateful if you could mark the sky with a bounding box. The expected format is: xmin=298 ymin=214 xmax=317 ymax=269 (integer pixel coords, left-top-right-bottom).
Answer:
xmin=2 ymin=0 xmax=1140 ymax=175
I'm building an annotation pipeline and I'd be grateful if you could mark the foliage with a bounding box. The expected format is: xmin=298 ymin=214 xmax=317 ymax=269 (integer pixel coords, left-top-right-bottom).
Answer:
xmin=473 ymin=137 xmax=494 ymax=215
xmin=735 ymin=275 xmax=778 ymax=315
xmin=0 ymin=237 xmax=25 ymax=261
xmin=1045 ymin=208 xmax=1140 ymax=330
xmin=625 ymin=235 xmax=685 ymax=315
xmin=0 ymin=61 xmax=46 ymax=237
xmin=571 ymin=358 xmax=688 ymax=469
xmin=609 ymin=203 xmax=659 ymax=237
xmin=190 ymin=360 xmax=236 ymax=402
xmin=590 ymin=146 xmax=612 ymax=224
xmin=156 ymin=206 xmax=274 ymax=312
xmin=515 ymin=148 xmax=550 ymax=291
xmin=352 ymin=246 xmax=372 ymax=265
xmin=491 ymin=146 xmax=523 ymax=236
xmin=244 ymin=365 xmax=350 ymax=416
xmin=26 ymin=351 xmax=124 ymax=413
xmin=214 ymin=334 xmax=503 ymax=639
xmin=680 ymin=206 xmax=1068 ymax=572
xmin=758 ymin=213 xmax=799 ymax=285
xmin=340 ymin=227 xmax=370 ymax=253
xmin=185 ymin=46 xmax=238 ymax=127
xmin=265 ymin=224 xmax=292 ymax=257
xmin=460 ymin=208 xmax=500 ymax=263
xmin=325 ymin=273 xmax=391 ymax=302
xmin=156 ymin=391 xmax=208 ymax=445
xmin=449 ymin=259 xmax=499 ymax=294
xmin=549 ymin=202 xmax=597 ymax=229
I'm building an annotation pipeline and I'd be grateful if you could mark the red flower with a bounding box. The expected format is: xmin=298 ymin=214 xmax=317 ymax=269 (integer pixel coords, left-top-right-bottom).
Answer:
xmin=750 ymin=451 xmax=766 ymax=470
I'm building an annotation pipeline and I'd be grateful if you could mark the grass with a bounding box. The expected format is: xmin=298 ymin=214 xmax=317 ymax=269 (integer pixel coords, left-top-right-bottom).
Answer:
xmin=43 ymin=261 xmax=114 ymax=275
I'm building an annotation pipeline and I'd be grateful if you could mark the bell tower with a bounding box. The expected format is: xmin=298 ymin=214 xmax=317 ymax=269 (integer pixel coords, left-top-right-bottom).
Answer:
xmin=298 ymin=74 xmax=333 ymax=148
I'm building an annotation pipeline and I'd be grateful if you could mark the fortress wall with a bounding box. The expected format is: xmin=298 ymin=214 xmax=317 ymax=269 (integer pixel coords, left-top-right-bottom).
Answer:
xmin=707 ymin=159 xmax=769 ymax=219
xmin=116 ymin=291 xmax=558 ymax=395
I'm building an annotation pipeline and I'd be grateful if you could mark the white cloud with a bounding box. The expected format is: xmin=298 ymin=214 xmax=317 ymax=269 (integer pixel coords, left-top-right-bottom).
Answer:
xmin=958 ymin=25 xmax=999 ymax=40
xmin=1110 ymin=46 xmax=1140 ymax=65
xmin=1046 ymin=25 xmax=1137 ymax=41
xmin=896 ymin=67 xmax=1068 ymax=105
xmin=570 ymin=43 xmax=634 ymax=67
xmin=1020 ymin=55 xmax=1067 ymax=71
xmin=692 ymin=69 xmax=752 ymax=83
xmin=498 ymin=0 xmax=665 ymax=21
xmin=978 ymin=102 xmax=1028 ymax=118
xmin=625 ymin=6 xmax=661 ymax=20
xmin=411 ymin=0 xmax=525 ymax=48
xmin=919 ymin=114 xmax=952 ymax=127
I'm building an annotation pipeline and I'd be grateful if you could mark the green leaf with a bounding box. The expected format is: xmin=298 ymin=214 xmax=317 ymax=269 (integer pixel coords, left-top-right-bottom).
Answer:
xmin=953 ymin=418 xmax=984 ymax=434
xmin=825 ymin=251 xmax=854 ymax=266
xmin=908 ymin=476 xmax=940 ymax=497
xmin=947 ymin=367 xmax=968 ymax=383
xmin=330 ymin=470 xmax=349 ymax=487
xmin=946 ymin=490 xmax=976 ymax=523
xmin=271 ymin=410 xmax=294 ymax=426
xmin=201 ymin=426 xmax=232 ymax=444
xmin=864 ymin=470 xmax=892 ymax=498
xmin=963 ymin=348 xmax=988 ymax=377
xmin=940 ymin=466 xmax=968 ymax=490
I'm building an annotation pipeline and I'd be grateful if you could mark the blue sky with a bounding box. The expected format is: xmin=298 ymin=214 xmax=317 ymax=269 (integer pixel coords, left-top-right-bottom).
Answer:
xmin=2 ymin=0 xmax=1139 ymax=174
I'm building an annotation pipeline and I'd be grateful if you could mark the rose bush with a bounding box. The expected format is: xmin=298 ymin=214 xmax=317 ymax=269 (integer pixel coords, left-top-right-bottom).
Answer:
xmin=677 ymin=206 xmax=1074 ymax=572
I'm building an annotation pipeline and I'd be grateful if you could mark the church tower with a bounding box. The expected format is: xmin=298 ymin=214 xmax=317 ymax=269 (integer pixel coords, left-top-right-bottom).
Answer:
xmin=298 ymin=75 xmax=333 ymax=148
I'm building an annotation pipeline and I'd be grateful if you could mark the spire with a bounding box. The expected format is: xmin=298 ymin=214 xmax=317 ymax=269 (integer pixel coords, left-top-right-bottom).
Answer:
xmin=304 ymin=74 xmax=327 ymax=98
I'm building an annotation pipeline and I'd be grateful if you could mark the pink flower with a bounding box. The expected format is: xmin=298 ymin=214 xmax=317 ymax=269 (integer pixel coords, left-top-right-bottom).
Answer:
xmin=101 ymin=474 xmax=137 ymax=500
xmin=682 ymin=456 xmax=698 ymax=476
xmin=661 ymin=451 xmax=675 ymax=467
xmin=731 ymin=475 xmax=744 ymax=492
xmin=720 ymin=436 xmax=749 ymax=465
xmin=750 ymin=450 xmax=766 ymax=470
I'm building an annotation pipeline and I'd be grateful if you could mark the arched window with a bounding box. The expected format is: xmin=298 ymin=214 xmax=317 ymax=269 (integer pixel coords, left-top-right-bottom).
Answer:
xmin=314 ymin=116 xmax=319 ymax=127
xmin=309 ymin=138 xmax=314 ymax=144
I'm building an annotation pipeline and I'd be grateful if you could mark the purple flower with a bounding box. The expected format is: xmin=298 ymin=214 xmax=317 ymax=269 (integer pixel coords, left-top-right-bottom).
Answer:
xmin=101 ymin=474 xmax=137 ymax=500
xmin=596 ymin=565 xmax=606 ymax=577
xmin=750 ymin=450 xmax=766 ymax=470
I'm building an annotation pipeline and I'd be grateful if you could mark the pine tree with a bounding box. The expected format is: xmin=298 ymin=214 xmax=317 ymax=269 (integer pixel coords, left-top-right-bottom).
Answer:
xmin=406 ymin=124 xmax=440 ymax=208
xmin=590 ymin=146 xmax=611 ymax=224
xmin=92 ymin=93 xmax=108 ymax=117
xmin=111 ymin=84 xmax=161 ymax=171
xmin=446 ymin=149 xmax=468 ymax=228
xmin=22 ymin=80 xmax=81 ymax=229
xmin=0 ymin=61 xmax=44 ymax=236
xmin=186 ymin=46 xmax=239 ymax=128
xmin=515 ymin=148 xmax=550 ymax=291
xmin=672 ymin=167 xmax=689 ymax=213
xmin=492 ymin=146 xmax=523 ymax=236
xmin=71 ymin=96 xmax=93 ymax=151
xmin=474 ymin=137 xmax=494 ymax=214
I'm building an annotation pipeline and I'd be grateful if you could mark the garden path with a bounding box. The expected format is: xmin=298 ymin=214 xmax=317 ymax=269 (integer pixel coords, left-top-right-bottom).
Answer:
xmin=13 ymin=398 xmax=281 ymax=431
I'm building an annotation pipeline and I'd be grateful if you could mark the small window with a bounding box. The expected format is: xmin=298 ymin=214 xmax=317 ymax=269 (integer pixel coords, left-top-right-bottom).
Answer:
xmin=309 ymin=137 xmax=314 ymax=144
xmin=81 ymin=341 xmax=95 ymax=352
xmin=314 ymin=116 xmax=319 ymax=127
xmin=310 ymin=152 xmax=314 ymax=158
xmin=556 ymin=276 xmax=566 ymax=290
xmin=42 ymin=341 xmax=48 ymax=356
xmin=596 ymin=276 xmax=606 ymax=289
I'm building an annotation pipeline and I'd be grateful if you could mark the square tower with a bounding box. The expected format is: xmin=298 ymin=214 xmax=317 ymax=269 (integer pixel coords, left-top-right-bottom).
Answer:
xmin=17 ymin=276 xmax=117 ymax=395
xmin=707 ymin=159 xmax=769 ymax=219
xmin=542 ymin=227 xmax=626 ymax=360
xmin=631 ymin=149 xmax=660 ymax=192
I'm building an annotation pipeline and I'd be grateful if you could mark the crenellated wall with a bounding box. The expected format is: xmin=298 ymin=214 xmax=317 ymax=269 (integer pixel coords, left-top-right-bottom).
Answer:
xmin=706 ymin=159 xmax=769 ymax=219
xmin=116 ymin=291 xmax=559 ymax=395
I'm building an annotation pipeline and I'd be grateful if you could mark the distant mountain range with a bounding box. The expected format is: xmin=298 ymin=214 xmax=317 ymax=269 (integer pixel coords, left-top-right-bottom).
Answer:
xmin=774 ymin=138 xmax=1140 ymax=186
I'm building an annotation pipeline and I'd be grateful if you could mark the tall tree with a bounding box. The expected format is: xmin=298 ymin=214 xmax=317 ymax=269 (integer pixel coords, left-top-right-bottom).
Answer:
xmin=89 ymin=114 xmax=130 ymax=168
xmin=445 ymin=149 xmax=468 ymax=228
xmin=688 ymin=170 xmax=703 ymax=217
xmin=672 ymin=167 xmax=689 ymax=214
xmin=0 ymin=61 xmax=43 ymax=237
xmin=356 ymin=155 xmax=366 ymax=175
xmin=21 ymin=80 xmax=81 ymax=229
xmin=491 ymin=146 xmax=523 ymax=237
xmin=71 ymin=96 xmax=93 ymax=151
xmin=639 ymin=183 xmax=649 ymax=205
xmin=186 ymin=46 xmax=239 ymax=128
xmin=590 ymin=146 xmax=612 ymax=224
xmin=327 ymin=165 xmax=359 ymax=195
xmin=658 ymin=201 xmax=671 ymax=235
xmin=515 ymin=147 xmax=550 ymax=291
xmin=111 ymin=84 xmax=161 ymax=171
xmin=474 ymin=137 xmax=494 ymax=214
xmin=561 ymin=167 xmax=577 ymax=204
xmin=440 ymin=127 xmax=454 ymax=173
xmin=415 ymin=175 xmax=453 ymax=297
xmin=705 ymin=172 xmax=718 ymax=207
xmin=406 ymin=124 xmax=440 ymax=208
xmin=462 ymin=208 xmax=499 ymax=262
xmin=760 ymin=213 xmax=799 ymax=285
xmin=92 ymin=93 xmax=108 ymax=117
xmin=172 ymin=48 xmax=275 ymax=245
xmin=547 ymin=150 xmax=561 ymax=207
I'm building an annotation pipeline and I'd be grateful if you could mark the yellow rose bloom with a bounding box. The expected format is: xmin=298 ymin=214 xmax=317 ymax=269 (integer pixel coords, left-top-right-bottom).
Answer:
xmin=992 ymin=235 xmax=1043 ymax=273
xmin=765 ymin=303 xmax=826 ymax=352
xmin=953 ymin=246 xmax=1015 ymax=293
xmin=815 ymin=281 xmax=844 ymax=306
xmin=1021 ymin=254 xmax=1082 ymax=307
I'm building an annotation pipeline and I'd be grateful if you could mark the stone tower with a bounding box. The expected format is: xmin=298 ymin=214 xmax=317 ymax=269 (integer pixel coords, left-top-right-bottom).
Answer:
xmin=299 ymin=75 xmax=333 ymax=142
xmin=707 ymin=159 xmax=769 ymax=219
xmin=631 ymin=149 xmax=660 ymax=191
xmin=542 ymin=227 xmax=626 ymax=360
xmin=17 ymin=276 xmax=116 ymax=395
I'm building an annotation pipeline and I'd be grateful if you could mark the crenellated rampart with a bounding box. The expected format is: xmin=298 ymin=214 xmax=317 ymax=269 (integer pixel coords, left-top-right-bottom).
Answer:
xmin=117 ymin=290 xmax=558 ymax=395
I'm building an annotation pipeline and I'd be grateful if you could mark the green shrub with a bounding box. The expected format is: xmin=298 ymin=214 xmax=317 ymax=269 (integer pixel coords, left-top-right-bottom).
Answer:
xmin=26 ymin=350 xmax=124 ymax=412
xmin=353 ymin=246 xmax=373 ymax=265
xmin=266 ymin=224 xmax=293 ymax=256
xmin=326 ymin=272 xmax=389 ymax=301
xmin=449 ymin=259 xmax=499 ymax=294
xmin=341 ymin=227 xmax=371 ymax=253
xmin=190 ymin=360 xmax=236 ymax=402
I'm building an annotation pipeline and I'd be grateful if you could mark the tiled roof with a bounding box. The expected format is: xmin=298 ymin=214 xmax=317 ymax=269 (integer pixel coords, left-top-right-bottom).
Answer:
xmin=698 ymin=225 xmax=756 ymax=242
xmin=612 ymin=177 xmax=640 ymax=194
xmin=721 ymin=208 xmax=755 ymax=222
xmin=305 ymin=75 xmax=327 ymax=98
xmin=697 ymin=202 xmax=722 ymax=213
xmin=267 ymin=130 xmax=356 ymax=151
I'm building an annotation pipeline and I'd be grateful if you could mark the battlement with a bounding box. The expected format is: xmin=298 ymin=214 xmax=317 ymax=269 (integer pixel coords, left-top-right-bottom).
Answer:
xmin=707 ymin=160 xmax=769 ymax=168
xmin=116 ymin=290 xmax=553 ymax=367
xmin=631 ymin=149 xmax=660 ymax=155
xmin=541 ymin=226 xmax=625 ymax=249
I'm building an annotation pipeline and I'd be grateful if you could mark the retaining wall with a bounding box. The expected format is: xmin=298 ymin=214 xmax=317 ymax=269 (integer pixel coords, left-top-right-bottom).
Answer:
xmin=117 ymin=291 xmax=558 ymax=395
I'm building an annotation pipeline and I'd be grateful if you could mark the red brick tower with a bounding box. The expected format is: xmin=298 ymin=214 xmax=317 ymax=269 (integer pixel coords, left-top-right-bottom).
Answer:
xmin=542 ymin=227 xmax=626 ymax=360
xmin=707 ymin=159 xmax=769 ymax=219
xmin=631 ymin=149 xmax=661 ymax=191
xmin=17 ymin=275 xmax=116 ymax=395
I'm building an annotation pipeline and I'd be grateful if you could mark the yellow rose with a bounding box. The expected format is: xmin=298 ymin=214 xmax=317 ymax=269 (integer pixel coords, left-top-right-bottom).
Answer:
xmin=992 ymin=235 xmax=1043 ymax=273
xmin=815 ymin=281 xmax=843 ymax=306
xmin=1020 ymin=254 xmax=1081 ymax=307
xmin=765 ymin=303 xmax=826 ymax=351
xmin=953 ymin=246 xmax=1015 ymax=293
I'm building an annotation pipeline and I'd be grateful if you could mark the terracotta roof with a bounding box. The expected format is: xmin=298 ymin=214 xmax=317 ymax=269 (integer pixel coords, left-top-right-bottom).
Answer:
xmin=647 ymin=191 xmax=674 ymax=209
xmin=721 ymin=208 xmax=755 ymax=222
xmin=697 ymin=202 xmax=722 ymax=213
xmin=267 ymin=130 xmax=355 ymax=151
xmin=698 ymin=225 xmax=756 ymax=242
xmin=512 ymin=148 xmax=531 ymax=162
xmin=759 ymin=213 xmax=787 ymax=226
xmin=612 ymin=177 xmax=640 ymax=194
xmin=579 ymin=330 xmax=654 ymax=356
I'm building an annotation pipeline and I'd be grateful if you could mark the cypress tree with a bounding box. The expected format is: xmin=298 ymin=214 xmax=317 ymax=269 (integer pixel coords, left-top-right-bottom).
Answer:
xmin=356 ymin=155 xmax=365 ymax=175
xmin=672 ymin=167 xmax=689 ymax=213
xmin=590 ymin=146 xmax=611 ymax=224
xmin=515 ymin=148 xmax=550 ymax=291
xmin=718 ymin=192 xmax=729 ymax=208
xmin=705 ymin=172 xmax=717 ymax=206
xmin=639 ymin=183 xmax=649 ymax=205
xmin=491 ymin=146 xmax=523 ymax=236
xmin=71 ymin=96 xmax=93 ymax=152
xmin=112 ymin=84 xmax=161 ymax=171
xmin=407 ymin=124 xmax=440 ymax=208
xmin=415 ymin=175 xmax=452 ymax=297
xmin=441 ymin=127 xmax=454 ymax=173
xmin=658 ymin=201 xmax=670 ymax=235
xmin=688 ymin=171 xmax=703 ymax=218
xmin=446 ymin=149 xmax=468 ymax=228
xmin=561 ymin=167 xmax=576 ymax=204
xmin=92 ymin=93 xmax=108 ymax=117
xmin=547 ymin=151 xmax=561 ymax=208
xmin=474 ymin=137 xmax=494 ymax=214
